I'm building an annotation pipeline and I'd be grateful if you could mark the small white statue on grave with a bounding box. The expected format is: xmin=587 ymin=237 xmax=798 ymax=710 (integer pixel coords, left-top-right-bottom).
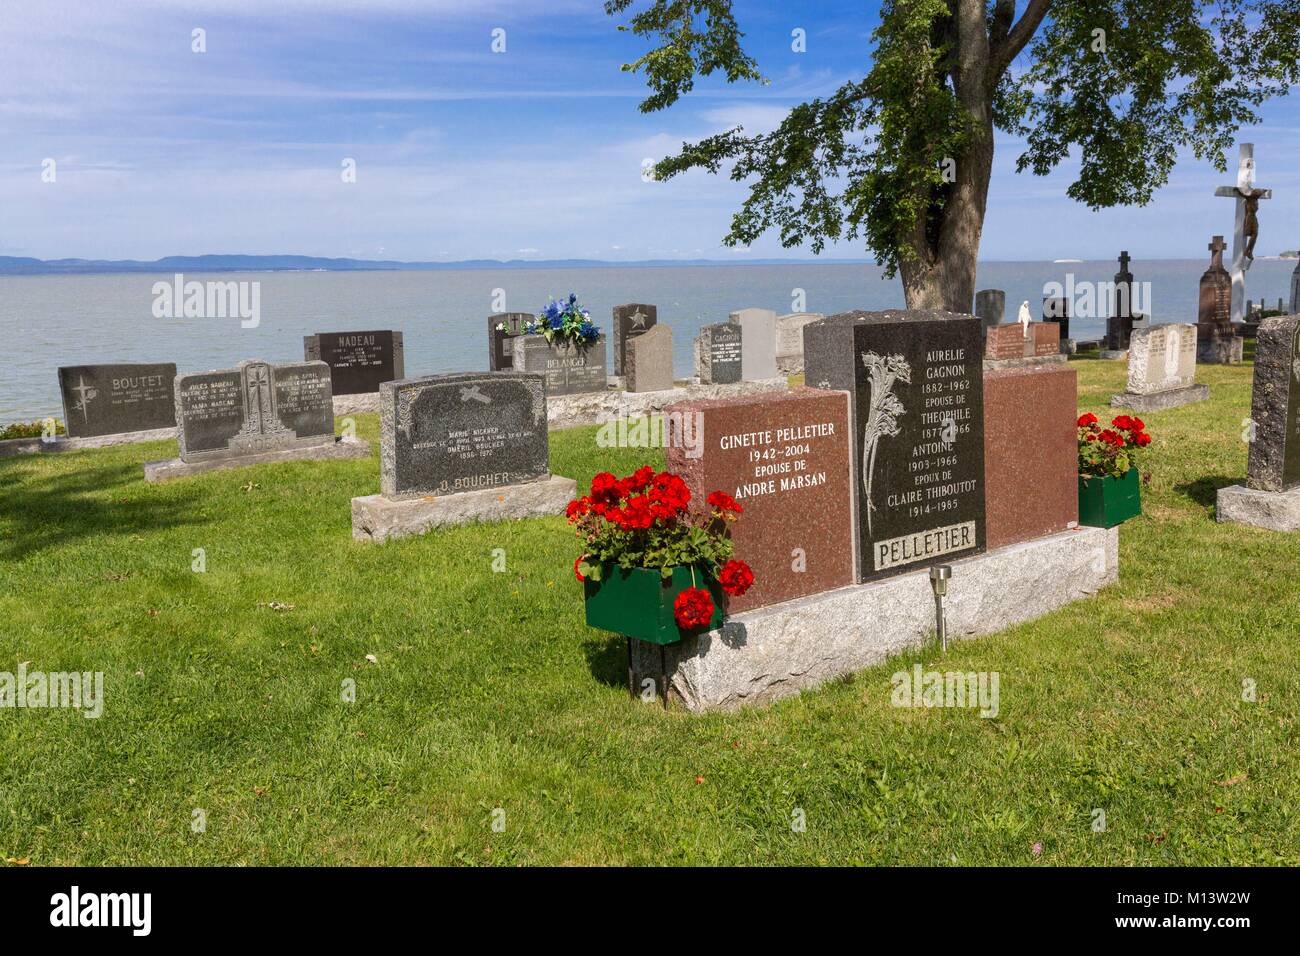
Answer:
xmin=1017 ymin=300 xmax=1031 ymax=336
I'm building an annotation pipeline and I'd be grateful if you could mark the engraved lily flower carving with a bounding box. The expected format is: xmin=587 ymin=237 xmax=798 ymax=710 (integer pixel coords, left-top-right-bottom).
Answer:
xmin=861 ymin=352 xmax=911 ymax=537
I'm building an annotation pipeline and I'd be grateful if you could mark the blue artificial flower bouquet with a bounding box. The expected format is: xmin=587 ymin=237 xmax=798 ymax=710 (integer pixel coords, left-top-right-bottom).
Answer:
xmin=524 ymin=293 xmax=600 ymax=348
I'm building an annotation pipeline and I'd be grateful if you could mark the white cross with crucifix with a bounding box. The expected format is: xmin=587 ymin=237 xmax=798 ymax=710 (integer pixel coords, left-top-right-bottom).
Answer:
xmin=1215 ymin=143 xmax=1272 ymax=325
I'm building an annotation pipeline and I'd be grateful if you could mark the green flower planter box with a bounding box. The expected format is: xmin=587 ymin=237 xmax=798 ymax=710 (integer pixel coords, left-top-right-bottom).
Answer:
xmin=1078 ymin=469 xmax=1141 ymax=528
xmin=583 ymin=563 xmax=724 ymax=645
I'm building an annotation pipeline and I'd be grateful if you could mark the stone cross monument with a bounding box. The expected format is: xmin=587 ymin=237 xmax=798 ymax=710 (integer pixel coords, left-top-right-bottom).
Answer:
xmin=1214 ymin=143 xmax=1272 ymax=324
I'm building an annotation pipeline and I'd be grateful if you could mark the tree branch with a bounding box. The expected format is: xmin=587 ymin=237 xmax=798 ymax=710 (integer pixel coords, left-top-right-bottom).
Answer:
xmin=989 ymin=0 xmax=1052 ymax=78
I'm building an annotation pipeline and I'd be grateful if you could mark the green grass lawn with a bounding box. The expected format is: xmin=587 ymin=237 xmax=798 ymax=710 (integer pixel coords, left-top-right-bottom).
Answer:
xmin=2 ymin=356 xmax=1297 ymax=866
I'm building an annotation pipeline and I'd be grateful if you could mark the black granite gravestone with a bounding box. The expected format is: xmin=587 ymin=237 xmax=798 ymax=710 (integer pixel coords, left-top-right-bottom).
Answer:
xmin=804 ymin=310 xmax=986 ymax=582
xmin=694 ymin=322 xmax=742 ymax=384
xmin=488 ymin=313 xmax=533 ymax=372
xmin=57 ymin=363 xmax=177 ymax=438
xmin=175 ymin=360 xmax=334 ymax=462
xmin=304 ymin=330 xmax=403 ymax=395
xmin=612 ymin=303 xmax=658 ymax=376
xmin=379 ymin=371 xmax=549 ymax=498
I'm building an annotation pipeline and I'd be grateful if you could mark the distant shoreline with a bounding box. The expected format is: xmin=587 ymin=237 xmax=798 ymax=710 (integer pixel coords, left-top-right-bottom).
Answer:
xmin=2 ymin=253 xmax=1295 ymax=277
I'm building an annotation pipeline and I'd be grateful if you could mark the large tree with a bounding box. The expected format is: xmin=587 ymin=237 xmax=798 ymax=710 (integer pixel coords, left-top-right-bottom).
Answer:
xmin=606 ymin=0 xmax=1300 ymax=311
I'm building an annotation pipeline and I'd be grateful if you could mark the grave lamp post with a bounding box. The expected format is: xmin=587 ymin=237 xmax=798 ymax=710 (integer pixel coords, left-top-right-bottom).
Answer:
xmin=929 ymin=565 xmax=952 ymax=652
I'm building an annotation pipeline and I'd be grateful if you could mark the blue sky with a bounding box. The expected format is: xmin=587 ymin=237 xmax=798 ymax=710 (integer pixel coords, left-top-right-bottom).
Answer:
xmin=1 ymin=0 xmax=1296 ymax=262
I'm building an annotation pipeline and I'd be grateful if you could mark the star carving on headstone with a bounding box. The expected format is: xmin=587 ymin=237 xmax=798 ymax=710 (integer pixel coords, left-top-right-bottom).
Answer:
xmin=629 ymin=310 xmax=648 ymax=328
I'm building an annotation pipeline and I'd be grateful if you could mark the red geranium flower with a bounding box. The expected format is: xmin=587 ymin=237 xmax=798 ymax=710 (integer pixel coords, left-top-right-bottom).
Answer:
xmin=718 ymin=559 xmax=754 ymax=596
xmin=565 ymin=496 xmax=591 ymax=521
xmin=1077 ymin=412 xmax=1098 ymax=428
xmin=706 ymin=490 xmax=743 ymax=514
xmin=590 ymin=471 xmax=619 ymax=503
xmin=1135 ymin=432 xmax=1151 ymax=447
xmin=673 ymin=587 xmax=715 ymax=629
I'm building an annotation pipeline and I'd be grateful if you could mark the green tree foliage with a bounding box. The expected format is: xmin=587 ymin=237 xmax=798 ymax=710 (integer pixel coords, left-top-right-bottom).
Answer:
xmin=607 ymin=0 xmax=1300 ymax=309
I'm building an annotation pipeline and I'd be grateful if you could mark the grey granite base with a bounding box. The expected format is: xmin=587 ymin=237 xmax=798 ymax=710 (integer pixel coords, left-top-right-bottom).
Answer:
xmin=1099 ymin=349 xmax=1128 ymax=361
xmin=351 ymin=474 xmax=578 ymax=542
xmin=1110 ymin=383 xmax=1210 ymax=411
xmin=0 ymin=426 xmax=176 ymax=459
xmin=630 ymin=525 xmax=1119 ymax=712
xmin=143 ymin=437 xmax=370 ymax=482
xmin=547 ymin=377 xmax=789 ymax=429
xmin=332 ymin=393 xmax=380 ymax=415
xmin=982 ymin=353 xmax=1069 ymax=371
xmin=1215 ymin=484 xmax=1300 ymax=531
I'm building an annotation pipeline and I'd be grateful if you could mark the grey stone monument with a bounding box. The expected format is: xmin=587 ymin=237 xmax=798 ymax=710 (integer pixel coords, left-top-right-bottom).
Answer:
xmin=488 ymin=313 xmax=533 ymax=372
xmin=694 ymin=322 xmax=742 ymax=385
xmin=612 ymin=303 xmax=658 ymax=376
xmin=625 ymin=324 xmax=674 ymax=392
xmin=974 ymin=290 xmax=1005 ymax=337
xmin=58 ymin=362 xmax=177 ymax=439
xmin=144 ymin=359 xmax=368 ymax=481
xmin=728 ymin=308 xmax=778 ymax=381
xmin=512 ymin=334 xmax=608 ymax=395
xmin=1217 ymin=315 xmax=1300 ymax=529
xmin=1291 ymin=259 xmax=1300 ymax=315
xmin=351 ymin=371 xmax=576 ymax=541
xmin=1110 ymin=323 xmax=1208 ymax=411
xmin=774 ymin=312 xmax=825 ymax=374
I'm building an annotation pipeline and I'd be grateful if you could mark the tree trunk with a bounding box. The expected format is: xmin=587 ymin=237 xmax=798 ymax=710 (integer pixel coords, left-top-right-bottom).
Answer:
xmin=898 ymin=0 xmax=996 ymax=315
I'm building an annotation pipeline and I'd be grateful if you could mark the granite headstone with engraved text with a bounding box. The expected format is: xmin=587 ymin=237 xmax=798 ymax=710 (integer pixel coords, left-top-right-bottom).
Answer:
xmin=666 ymin=387 xmax=854 ymax=612
xmin=805 ymin=310 xmax=986 ymax=582
xmin=984 ymin=325 xmax=1025 ymax=360
xmin=58 ymin=363 xmax=177 ymax=438
xmin=774 ymin=312 xmax=825 ymax=374
xmin=304 ymin=330 xmax=404 ymax=395
xmin=694 ymin=322 xmax=743 ymax=385
xmin=174 ymin=360 xmax=334 ymax=463
xmin=379 ymin=372 xmax=549 ymax=499
xmin=512 ymin=334 xmax=608 ymax=395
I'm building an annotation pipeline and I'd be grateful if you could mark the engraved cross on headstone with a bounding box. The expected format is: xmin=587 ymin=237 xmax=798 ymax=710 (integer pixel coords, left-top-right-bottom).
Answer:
xmin=244 ymin=363 xmax=273 ymax=432
xmin=1215 ymin=143 xmax=1272 ymax=324
xmin=71 ymin=375 xmax=95 ymax=422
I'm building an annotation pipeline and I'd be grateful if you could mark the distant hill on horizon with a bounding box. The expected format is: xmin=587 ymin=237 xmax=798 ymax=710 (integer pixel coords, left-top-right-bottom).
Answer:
xmin=0 ymin=253 xmax=880 ymax=276
xmin=0 ymin=252 xmax=1267 ymax=276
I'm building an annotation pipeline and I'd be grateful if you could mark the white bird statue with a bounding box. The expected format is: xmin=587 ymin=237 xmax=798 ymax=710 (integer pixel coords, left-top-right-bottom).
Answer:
xmin=1018 ymin=300 xmax=1032 ymax=335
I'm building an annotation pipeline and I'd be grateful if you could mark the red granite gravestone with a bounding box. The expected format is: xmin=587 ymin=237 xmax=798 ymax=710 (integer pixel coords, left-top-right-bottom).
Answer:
xmin=665 ymin=387 xmax=854 ymax=613
xmin=982 ymin=364 xmax=1078 ymax=549
xmin=1030 ymin=322 xmax=1061 ymax=357
xmin=985 ymin=324 xmax=1026 ymax=360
